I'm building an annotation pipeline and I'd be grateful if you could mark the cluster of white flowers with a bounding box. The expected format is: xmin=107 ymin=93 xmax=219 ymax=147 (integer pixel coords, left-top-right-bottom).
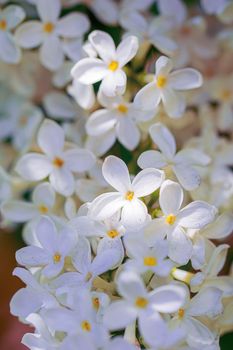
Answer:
xmin=0 ymin=0 xmax=233 ymax=349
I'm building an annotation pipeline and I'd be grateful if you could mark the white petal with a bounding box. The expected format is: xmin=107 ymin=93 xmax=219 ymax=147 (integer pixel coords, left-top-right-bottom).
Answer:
xmin=104 ymin=301 xmax=137 ymax=330
xmin=15 ymin=154 xmax=52 ymax=181
xmin=173 ymin=163 xmax=201 ymax=191
xmin=56 ymin=13 xmax=90 ymax=38
xmin=38 ymin=119 xmax=64 ymax=157
xmin=118 ymin=270 xmax=147 ymax=300
xmin=162 ymin=88 xmax=186 ymax=118
xmin=175 ymin=149 xmax=211 ymax=166
xmin=132 ymin=168 xmax=164 ymax=197
xmin=43 ymin=92 xmax=76 ymax=120
xmin=39 ymin=36 xmax=64 ymax=71
xmin=160 ymin=180 xmax=183 ymax=215
xmin=134 ymin=82 xmax=161 ymax=110
xmin=151 ymin=34 xmax=178 ymax=57
xmin=10 ymin=288 xmax=43 ymax=319
xmin=86 ymin=109 xmax=117 ymax=136
xmin=88 ymin=30 xmax=116 ymax=62
xmin=116 ymin=117 xmax=140 ymax=150
xmin=15 ymin=21 xmax=43 ymax=48
xmin=36 ymin=217 xmax=58 ymax=252
xmin=157 ymin=0 xmax=187 ymax=26
xmin=121 ymin=199 xmax=148 ymax=228
xmin=3 ymin=5 xmax=25 ymax=29
xmin=186 ymin=318 xmax=215 ymax=348
xmin=89 ymin=192 xmax=125 ymax=220
xmin=16 ymin=246 xmax=50 ymax=266
xmin=0 ymin=32 xmax=21 ymax=64
xmin=64 ymin=148 xmax=95 ymax=172
xmin=149 ymin=122 xmax=176 ymax=159
xmin=68 ymin=80 xmax=95 ymax=110
xmin=86 ymin=131 xmax=116 ymax=157
xmin=169 ymin=68 xmax=203 ymax=90
xmin=202 ymin=213 xmax=233 ymax=240
xmin=1 ymin=201 xmax=37 ymax=222
xmin=168 ymin=226 xmax=193 ymax=265
xmin=116 ymin=35 xmax=139 ymax=67
xmin=100 ymin=70 xmax=126 ymax=97
xmin=102 ymin=155 xmax=131 ymax=193
xmin=71 ymin=57 xmax=108 ymax=84
xmin=155 ymin=55 xmax=173 ymax=75
xmin=178 ymin=201 xmax=217 ymax=229
xmin=91 ymin=0 xmax=118 ymax=25
xmin=138 ymin=150 xmax=167 ymax=169
xmin=32 ymin=182 xmax=55 ymax=208
xmin=37 ymin=0 xmax=61 ymax=22
xmin=150 ymin=283 xmax=186 ymax=313
xmin=188 ymin=287 xmax=223 ymax=318
xmin=72 ymin=236 xmax=91 ymax=273
xmin=49 ymin=168 xmax=75 ymax=196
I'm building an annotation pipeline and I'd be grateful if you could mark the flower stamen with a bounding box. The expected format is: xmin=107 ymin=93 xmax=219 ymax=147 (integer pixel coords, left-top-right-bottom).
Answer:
xmin=108 ymin=60 xmax=119 ymax=71
xmin=135 ymin=297 xmax=148 ymax=309
xmin=165 ymin=214 xmax=176 ymax=225
xmin=125 ymin=191 xmax=134 ymax=201
xmin=156 ymin=75 xmax=167 ymax=88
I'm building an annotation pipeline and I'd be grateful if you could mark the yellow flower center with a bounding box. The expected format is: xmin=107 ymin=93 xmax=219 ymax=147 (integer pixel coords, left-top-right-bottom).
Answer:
xmin=81 ymin=320 xmax=91 ymax=332
xmin=165 ymin=214 xmax=176 ymax=225
xmin=53 ymin=157 xmax=64 ymax=168
xmin=144 ymin=256 xmax=157 ymax=266
xmin=108 ymin=60 xmax=119 ymax=71
xmin=178 ymin=308 xmax=185 ymax=319
xmin=0 ymin=19 xmax=7 ymax=31
xmin=43 ymin=22 xmax=54 ymax=33
xmin=92 ymin=297 xmax=100 ymax=310
xmin=117 ymin=104 xmax=128 ymax=114
xmin=156 ymin=75 xmax=167 ymax=88
xmin=53 ymin=253 xmax=61 ymax=263
xmin=125 ymin=191 xmax=134 ymax=201
xmin=107 ymin=229 xmax=119 ymax=239
xmin=135 ymin=297 xmax=148 ymax=309
xmin=38 ymin=205 xmax=48 ymax=214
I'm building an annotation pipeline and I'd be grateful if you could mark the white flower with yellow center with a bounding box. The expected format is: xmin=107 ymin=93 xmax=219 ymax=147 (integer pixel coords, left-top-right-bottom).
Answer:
xmin=1 ymin=182 xmax=55 ymax=224
xmin=0 ymin=5 xmax=25 ymax=63
xmin=121 ymin=12 xmax=178 ymax=57
xmin=124 ymin=235 xmax=174 ymax=277
xmin=172 ymin=284 xmax=223 ymax=349
xmin=145 ymin=180 xmax=217 ymax=265
xmin=103 ymin=270 xmax=186 ymax=345
xmin=15 ymin=119 xmax=96 ymax=196
xmin=134 ymin=55 xmax=203 ymax=118
xmin=15 ymin=0 xmax=90 ymax=71
xmin=86 ymin=93 xmax=154 ymax=153
xmin=71 ymin=30 xmax=139 ymax=96
xmin=138 ymin=122 xmax=210 ymax=190
xmin=16 ymin=217 xmax=76 ymax=278
xmin=88 ymin=155 xmax=164 ymax=228
xmin=43 ymin=290 xmax=107 ymax=347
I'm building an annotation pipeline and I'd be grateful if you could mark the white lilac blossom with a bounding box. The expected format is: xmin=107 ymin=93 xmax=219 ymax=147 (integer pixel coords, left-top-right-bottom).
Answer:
xmin=89 ymin=155 xmax=164 ymax=228
xmin=86 ymin=92 xmax=154 ymax=152
xmin=134 ymin=55 xmax=203 ymax=118
xmin=71 ymin=30 xmax=139 ymax=97
xmin=138 ymin=122 xmax=210 ymax=190
xmin=0 ymin=5 xmax=25 ymax=63
xmin=0 ymin=1 xmax=232 ymax=350
xmin=15 ymin=0 xmax=90 ymax=71
xmin=15 ymin=119 xmax=96 ymax=196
